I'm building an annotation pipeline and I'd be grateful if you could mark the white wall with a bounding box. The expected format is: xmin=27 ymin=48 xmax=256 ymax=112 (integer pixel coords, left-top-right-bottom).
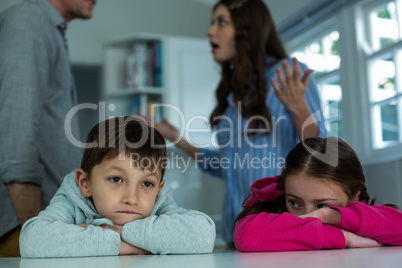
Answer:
xmin=1 ymin=0 xmax=319 ymax=64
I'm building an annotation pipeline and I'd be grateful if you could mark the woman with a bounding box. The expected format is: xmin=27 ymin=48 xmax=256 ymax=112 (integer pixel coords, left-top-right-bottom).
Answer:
xmin=144 ymin=0 xmax=327 ymax=243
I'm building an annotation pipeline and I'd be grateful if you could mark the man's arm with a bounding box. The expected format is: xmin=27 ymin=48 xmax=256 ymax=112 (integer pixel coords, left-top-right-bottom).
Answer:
xmin=7 ymin=183 xmax=42 ymax=225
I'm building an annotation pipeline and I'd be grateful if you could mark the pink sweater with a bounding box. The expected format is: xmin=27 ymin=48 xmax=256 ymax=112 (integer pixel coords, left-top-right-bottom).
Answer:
xmin=234 ymin=176 xmax=402 ymax=252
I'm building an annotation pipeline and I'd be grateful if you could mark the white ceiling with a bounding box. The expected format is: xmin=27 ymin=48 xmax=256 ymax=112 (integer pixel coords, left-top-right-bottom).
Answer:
xmin=190 ymin=0 xmax=318 ymax=26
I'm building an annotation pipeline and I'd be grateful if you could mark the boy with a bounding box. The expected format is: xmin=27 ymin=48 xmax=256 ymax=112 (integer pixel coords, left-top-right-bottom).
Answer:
xmin=20 ymin=116 xmax=216 ymax=257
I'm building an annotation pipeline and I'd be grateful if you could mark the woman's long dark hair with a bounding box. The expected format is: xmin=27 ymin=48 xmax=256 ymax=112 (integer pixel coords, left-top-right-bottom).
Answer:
xmin=210 ymin=0 xmax=288 ymax=134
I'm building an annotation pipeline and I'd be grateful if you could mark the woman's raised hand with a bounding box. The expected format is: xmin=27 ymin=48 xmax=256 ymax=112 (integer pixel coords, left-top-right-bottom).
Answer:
xmin=271 ymin=57 xmax=313 ymax=114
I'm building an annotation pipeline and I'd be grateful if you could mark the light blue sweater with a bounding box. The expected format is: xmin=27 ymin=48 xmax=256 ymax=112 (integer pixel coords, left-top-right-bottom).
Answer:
xmin=20 ymin=171 xmax=216 ymax=257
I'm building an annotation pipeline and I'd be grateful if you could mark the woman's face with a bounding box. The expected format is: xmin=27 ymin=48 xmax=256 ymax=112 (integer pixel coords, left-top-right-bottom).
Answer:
xmin=206 ymin=5 xmax=236 ymax=64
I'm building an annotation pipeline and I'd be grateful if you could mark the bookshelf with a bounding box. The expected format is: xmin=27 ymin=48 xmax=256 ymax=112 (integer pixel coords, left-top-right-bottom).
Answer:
xmin=102 ymin=32 xmax=220 ymax=146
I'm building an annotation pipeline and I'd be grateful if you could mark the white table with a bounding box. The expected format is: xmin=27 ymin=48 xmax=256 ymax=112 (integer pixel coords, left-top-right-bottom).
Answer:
xmin=1 ymin=247 xmax=402 ymax=268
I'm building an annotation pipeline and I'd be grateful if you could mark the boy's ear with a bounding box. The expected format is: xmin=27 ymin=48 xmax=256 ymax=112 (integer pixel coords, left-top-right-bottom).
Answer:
xmin=76 ymin=168 xmax=92 ymax=198
xmin=158 ymin=179 xmax=165 ymax=191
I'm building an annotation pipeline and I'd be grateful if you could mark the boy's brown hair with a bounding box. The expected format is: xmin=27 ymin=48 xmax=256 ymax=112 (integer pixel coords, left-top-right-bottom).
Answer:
xmin=81 ymin=116 xmax=167 ymax=180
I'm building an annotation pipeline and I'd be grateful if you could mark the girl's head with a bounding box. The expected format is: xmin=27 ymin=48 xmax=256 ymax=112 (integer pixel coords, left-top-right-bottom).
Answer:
xmin=234 ymin=137 xmax=371 ymax=226
xmin=279 ymin=137 xmax=369 ymax=215
xmin=207 ymin=0 xmax=287 ymax=65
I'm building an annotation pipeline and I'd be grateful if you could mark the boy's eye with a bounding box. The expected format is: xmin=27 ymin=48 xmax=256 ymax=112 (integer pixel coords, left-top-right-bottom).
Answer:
xmin=109 ymin=177 xmax=123 ymax=183
xmin=317 ymin=204 xmax=331 ymax=209
xmin=142 ymin=181 xmax=155 ymax=188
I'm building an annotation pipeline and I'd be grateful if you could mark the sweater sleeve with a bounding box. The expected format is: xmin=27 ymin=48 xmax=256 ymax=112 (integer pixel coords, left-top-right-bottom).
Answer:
xmin=332 ymin=201 xmax=402 ymax=245
xmin=234 ymin=212 xmax=345 ymax=252
xmin=121 ymin=191 xmax=216 ymax=254
xmin=20 ymin=193 xmax=121 ymax=257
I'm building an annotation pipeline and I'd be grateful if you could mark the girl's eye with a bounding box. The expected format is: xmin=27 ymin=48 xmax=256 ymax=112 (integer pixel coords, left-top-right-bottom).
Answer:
xmin=109 ymin=177 xmax=123 ymax=183
xmin=142 ymin=181 xmax=155 ymax=188
xmin=289 ymin=200 xmax=301 ymax=208
xmin=317 ymin=204 xmax=331 ymax=209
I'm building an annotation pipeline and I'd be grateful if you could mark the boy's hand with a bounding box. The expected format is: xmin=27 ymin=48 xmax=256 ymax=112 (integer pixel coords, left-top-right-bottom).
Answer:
xmin=77 ymin=224 xmax=90 ymax=228
xmin=100 ymin=224 xmax=123 ymax=236
xmin=341 ymin=229 xmax=382 ymax=248
xmin=119 ymin=241 xmax=150 ymax=255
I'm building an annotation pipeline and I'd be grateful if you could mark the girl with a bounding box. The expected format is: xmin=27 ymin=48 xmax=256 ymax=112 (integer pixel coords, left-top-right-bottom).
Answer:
xmin=143 ymin=0 xmax=327 ymax=244
xmin=234 ymin=137 xmax=402 ymax=252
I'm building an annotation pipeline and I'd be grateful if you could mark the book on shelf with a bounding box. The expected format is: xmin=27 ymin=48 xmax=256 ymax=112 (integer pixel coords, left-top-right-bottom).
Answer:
xmin=127 ymin=41 xmax=163 ymax=89
xmin=130 ymin=94 xmax=162 ymax=122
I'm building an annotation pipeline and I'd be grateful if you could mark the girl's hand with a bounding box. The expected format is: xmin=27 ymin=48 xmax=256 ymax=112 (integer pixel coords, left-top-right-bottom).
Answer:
xmin=119 ymin=241 xmax=151 ymax=255
xmin=299 ymin=208 xmax=342 ymax=225
xmin=341 ymin=230 xmax=382 ymax=248
xmin=271 ymin=57 xmax=313 ymax=113
xmin=138 ymin=116 xmax=181 ymax=142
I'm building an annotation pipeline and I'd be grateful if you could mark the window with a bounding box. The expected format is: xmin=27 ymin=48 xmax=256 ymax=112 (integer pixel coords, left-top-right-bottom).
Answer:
xmin=289 ymin=30 xmax=343 ymax=137
xmin=282 ymin=0 xmax=402 ymax=163
xmin=362 ymin=0 xmax=402 ymax=149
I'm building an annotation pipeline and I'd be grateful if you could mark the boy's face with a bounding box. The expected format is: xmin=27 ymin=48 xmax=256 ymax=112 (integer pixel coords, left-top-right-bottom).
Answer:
xmin=76 ymin=154 xmax=164 ymax=226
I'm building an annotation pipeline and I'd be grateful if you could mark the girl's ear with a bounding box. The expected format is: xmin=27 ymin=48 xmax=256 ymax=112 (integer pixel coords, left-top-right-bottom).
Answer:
xmin=76 ymin=168 xmax=92 ymax=198
xmin=352 ymin=191 xmax=361 ymax=202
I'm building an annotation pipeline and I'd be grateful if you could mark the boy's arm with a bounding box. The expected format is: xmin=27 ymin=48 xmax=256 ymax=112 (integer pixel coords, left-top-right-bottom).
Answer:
xmin=234 ymin=212 xmax=345 ymax=252
xmin=121 ymin=190 xmax=216 ymax=254
xmin=20 ymin=193 xmax=121 ymax=257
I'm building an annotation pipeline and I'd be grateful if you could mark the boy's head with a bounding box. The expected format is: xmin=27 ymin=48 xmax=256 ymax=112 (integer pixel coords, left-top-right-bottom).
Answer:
xmin=75 ymin=116 xmax=167 ymax=225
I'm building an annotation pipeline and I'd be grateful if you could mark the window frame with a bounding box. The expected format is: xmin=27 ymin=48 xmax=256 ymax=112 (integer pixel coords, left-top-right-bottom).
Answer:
xmin=282 ymin=0 xmax=402 ymax=165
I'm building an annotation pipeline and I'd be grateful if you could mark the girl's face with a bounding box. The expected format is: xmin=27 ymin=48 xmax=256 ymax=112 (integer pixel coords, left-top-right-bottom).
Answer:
xmin=284 ymin=172 xmax=352 ymax=216
xmin=206 ymin=5 xmax=236 ymax=64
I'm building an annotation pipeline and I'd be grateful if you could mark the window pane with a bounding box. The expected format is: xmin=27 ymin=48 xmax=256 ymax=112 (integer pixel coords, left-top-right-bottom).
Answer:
xmin=370 ymin=56 xmax=396 ymax=102
xmin=381 ymin=102 xmax=399 ymax=141
xmin=321 ymin=78 xmax=343 ymax=137
xmin=327 ymin=120 xmax=343 ymax=137
xmin=370 ymin=2 xmax=399 ymax=49
xmin=321 ymin=79 xmax=342 ymax=118
xmin=291 ymin=31 xmax=341 ymax=75
xmin=373 ymin=100 xmax=399 ymax=147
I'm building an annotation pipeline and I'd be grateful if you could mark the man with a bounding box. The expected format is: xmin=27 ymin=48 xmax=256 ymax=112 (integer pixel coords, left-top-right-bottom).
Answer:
xmin=0 ymin=0 xmax=97 ymax=257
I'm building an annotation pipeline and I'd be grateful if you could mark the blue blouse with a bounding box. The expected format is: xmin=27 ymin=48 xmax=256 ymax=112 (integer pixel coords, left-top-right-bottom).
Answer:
xmin=197 ymin=58 xmax=327 ymax=242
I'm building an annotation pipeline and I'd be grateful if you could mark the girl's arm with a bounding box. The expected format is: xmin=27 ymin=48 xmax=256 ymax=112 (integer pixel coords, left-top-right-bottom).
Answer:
xmin=333 ymin=202 xmax=402 ymax=245
xmin=234 ymin=212 xmax=345 ymax=252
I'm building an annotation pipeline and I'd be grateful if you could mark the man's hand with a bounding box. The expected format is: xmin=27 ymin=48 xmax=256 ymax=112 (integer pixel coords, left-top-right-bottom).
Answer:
xmin=7 ymin=182 xmax=42 ymax=225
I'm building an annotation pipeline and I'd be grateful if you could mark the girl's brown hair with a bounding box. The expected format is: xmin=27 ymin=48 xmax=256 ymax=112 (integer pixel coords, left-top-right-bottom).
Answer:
xmin=81 ymin=116 xmax=167 ymax=180
xmin=210 ymin=0 xmax=288 ymax=133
